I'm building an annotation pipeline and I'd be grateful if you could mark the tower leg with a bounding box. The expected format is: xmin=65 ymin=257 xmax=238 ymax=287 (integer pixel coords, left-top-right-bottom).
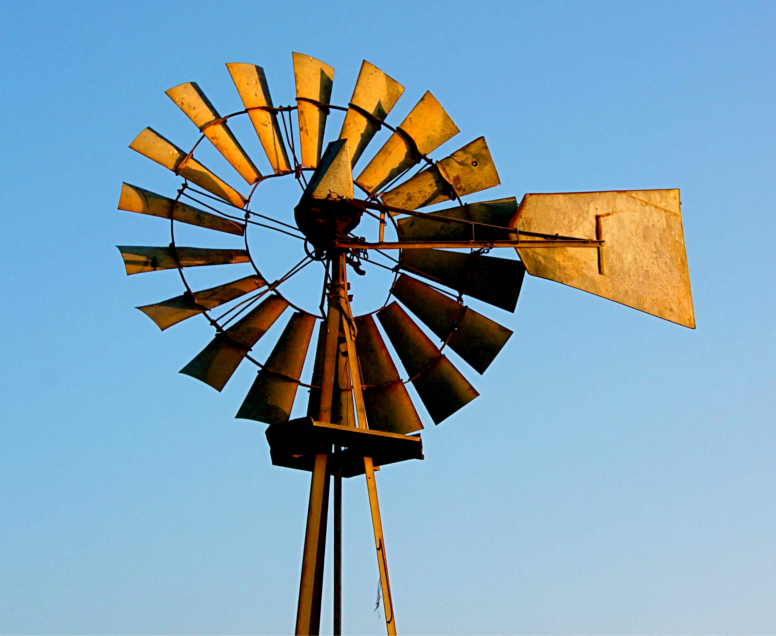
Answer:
xmin=333 ymin=451 xmax=342 ymax=635
xmin=295 ymin=453 xmax=330 ymax=635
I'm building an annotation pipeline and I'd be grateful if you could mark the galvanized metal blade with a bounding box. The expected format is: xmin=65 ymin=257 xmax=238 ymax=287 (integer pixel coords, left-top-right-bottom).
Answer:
xmin=117 ymin=246 xmax=249 ymax=275
xmin=166 ymin=82 xmax=262 ymax=185
xmin=353 ymin=314 xmax=423 ymax=434
xmin=514 ymin=189 xmax=695 ymax=328
xmin=355 ymin=92 xmax=459 ymax=195
xmin=226 ymin=63 xmax=292 ymax=175
xmin=306 ymin=322 xmax=327 ymax=420
xmin=118 ymin=183 xmax=244 ymax=236
xmin=137 ymin=275 xmax=266 ymax=331
xmin=180 ymin=295 xmax=289 ymax=391
xmin=397 ymin=197 xmax=517 ymax=242
xmin=392 ymin=274 xmax=513 ymax=374
xmin=399 ymin=249 xmax=525 ymax=312
xmin=293 ymin=52 xmax=334 ymax=168
xmin=339 ymin=61 xmax=404 ymax=167
xmin=382 ymin=137 xmax=500 ymax=210
xmin=236 ymin=312 xmax=317 ymax=423
xmin=377 ymin=302 xmax=478 ymax=424
xmin=304 ymin=140 xmax=354 ymax=200
xmin=129 ymin=128 xmax=247 ymax=208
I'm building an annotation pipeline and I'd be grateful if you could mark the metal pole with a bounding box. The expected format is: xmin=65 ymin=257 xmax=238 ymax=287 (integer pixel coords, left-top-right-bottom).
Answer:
xmin=333 ymin=447 xmax=342 ymax=636
xmin=295 ymin=252 xmax=345 ymax=635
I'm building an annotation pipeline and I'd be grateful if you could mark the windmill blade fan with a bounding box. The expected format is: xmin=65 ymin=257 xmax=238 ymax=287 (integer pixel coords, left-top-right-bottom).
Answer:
xmin=226 ymin=63 xmax=292 ymax=175
xmin=354 ymin=314 xmax=423 ymax=434
xmin=166 ymin=82 xmax=262 ymax=185
xmin=293 ymin=52 xmax=334 ymax=169
xmin=514 ymin=189 xmax=695 ymax=328
xmin=355 ymin=92 xmax=459 ymax=195
xmin=377 ymin=301 xmax=479 ymax=424
xmin=392 ymin=274 xmax=513 ymax=374
xmin=118 ymin=246 xmax=249 ymax=276
xmin=339 ymin=61 xmax=404 ymax=167
xmin=180 ymin=295 xmax=289 ymax=391
xmin=397 ymin=197 xmax=517 ymax=242
xmin=382 ymin=137 xmax=500 ymax=210
xmin=129 ymin=128 xmax=247 ymax=208
xmin=237 ymin=312 xmax=317 ymax=424
xmin=118 ymin=183 xmax=245 ymax=235
xmin=399 ymin=248 xmax=526 ymax=312
xmin=137 ymin=275 xmax=266 ymax=331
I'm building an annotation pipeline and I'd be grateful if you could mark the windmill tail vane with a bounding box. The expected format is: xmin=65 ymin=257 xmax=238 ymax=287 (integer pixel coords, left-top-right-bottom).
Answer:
xmin=115 ymin=52 xmax=695 ymax=635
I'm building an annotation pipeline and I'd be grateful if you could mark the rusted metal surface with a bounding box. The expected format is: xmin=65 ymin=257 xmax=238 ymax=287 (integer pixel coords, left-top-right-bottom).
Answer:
xmin=339 ymin=61 xmax=404 ymax=167
xmin=304 ymin=140 xmax=354 ymax=201
xmin=129 ymin=128 xmax=247 ymax=207
xmin=293 ymin=52 xmax=334 ymax=169
xmin=354 ymin=314 xmax=423 ymax=434
xmin=377 ymin=302 xmax=478 ymax=424
xmin=137 ymin=275 xmax=265 ymax=331
xmin=514 ymin=189 xmax=696 ymax=328
xmin=165 ymin=82 xmax=262 ymax=185
xmin=226 ymin=63 xmax=292 ymax=175
xmin=397 ymin=197 xmax=517 ymax=242
xmin=355 ymin=92 xmax=459 ymax=194
xmin=237 ymin=312 xmax=317 ymax=424
xmin=382 ymin=137 xmax=500 ymax=210
xmin=400 ymin=249 xmax=525 ymax=312
xmin=392 ymin=275 xmax=513 ymax=374
xmin=306 ymin=322 xmax=327 ymax=421
xmin=179 ymin=295 xmax=289 ymax=391
xmin=118 ymin=183 xmax=245 ymax=235
xmin=118 ymin=246 xmax=249 ymax=275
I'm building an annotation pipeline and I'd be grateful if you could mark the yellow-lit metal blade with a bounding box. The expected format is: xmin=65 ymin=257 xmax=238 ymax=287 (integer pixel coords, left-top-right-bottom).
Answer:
xmin=382 ymin=137 xmax=500 ymax=210
xmin=226 ymin=63 xmax=292 ymax=175
xmin=118 ymin=183 xmax=244 ymax=236
xmin=397 ymin=197 xmax=517 ymax=242
xmin=400 ymin=248 xmax=525 ymax=312
xmin=354 ymin=314 xmax=423 ymax=434
xmin=117 ymin=246 xmax=249 ymax=275
xmin=180 ymin=295 xmax=289 ymax=391
xmin=137 ymin=275 xmax=265 ymax=331
xmin=293 ymin=52 xmax=334 ymax=168
xmin=166 ymin=82 xmax=261 ymax=185
xmin=392 ymin=275 xmax=512 ymax=374
xmin=515 ymin=189 xmax=695 ymax=328
xmin=339 ymin=61 xmax=404 ymax=167
xmin=304 ymin=140 xmax=354 ymax=200
xmin=237 ymin=312 xmax=317 ymax=423
xmin=129 ymin=128 xmax=247 ymax=208
xmin=377 ymin=302 xmax=478 ymax=424
xmin=355 ymin=92 xmax=459 ymax=195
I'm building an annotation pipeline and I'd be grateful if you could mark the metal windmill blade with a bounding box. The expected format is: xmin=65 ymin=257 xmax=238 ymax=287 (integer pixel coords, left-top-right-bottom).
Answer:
xmin=115 ymin=55 xmax=696 ymax=636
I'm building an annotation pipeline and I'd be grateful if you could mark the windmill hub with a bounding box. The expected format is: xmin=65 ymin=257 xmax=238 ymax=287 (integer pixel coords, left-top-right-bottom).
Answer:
xmin=294 ymin=194 xmax=365 ymax=251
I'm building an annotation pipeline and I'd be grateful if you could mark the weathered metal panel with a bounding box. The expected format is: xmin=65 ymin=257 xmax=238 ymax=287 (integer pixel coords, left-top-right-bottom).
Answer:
xmin=293 ymin=52 xmax=334 ymax=168
xmin=377 ymin=302 xmax=478 ymax=424
xmin=355 ymin=92 xmax=459 ymax=195
xmin=237 ymin=312 xmax=317 ymax=424
xmin=117 ymin=246 xmax=249 ymax=275
xmin=392 ymin=275 xmax=513 ymax=374
xmin=118 ymin=183 xmax=245 ymax=235
xmin=514 ymin=190 xmax=695 ymax=328
xmin=382 ymin=137 xmax=500 ymax=210
xmin=129 ymin=128 xmax=247 ymax=207
xmin=339 ymin=61 xmax=404 ymax=167
xmin=354 ymin=314 xmax=423 ymax=434
xmin=304 ymin=140 xmax=354 ymax=200
xmin=166 ymin=82 xmax=261 ymax=185
xmin=306 ymin=322 xmax=327 ymax=420
xmin=180 ymin=295 xmax=289 ymax=391
xmin=397 ymin=198 xmax=517 ymax=242
xmin=400 ymin=249 xmax=525 ymax=312
xmin=137 ymin=275 xmax=265 ymax=330
xmin=226 ymin=63 xmax=292 ymax=175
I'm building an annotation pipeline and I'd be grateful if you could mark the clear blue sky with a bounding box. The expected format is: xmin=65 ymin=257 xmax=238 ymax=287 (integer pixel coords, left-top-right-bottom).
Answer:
xmin=1 ymin=1 xmax=774 ymax=634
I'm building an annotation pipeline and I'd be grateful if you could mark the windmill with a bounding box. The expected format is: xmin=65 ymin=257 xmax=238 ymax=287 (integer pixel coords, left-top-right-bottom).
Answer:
xmin=116 ymin=53 xmax=695 ymax=635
